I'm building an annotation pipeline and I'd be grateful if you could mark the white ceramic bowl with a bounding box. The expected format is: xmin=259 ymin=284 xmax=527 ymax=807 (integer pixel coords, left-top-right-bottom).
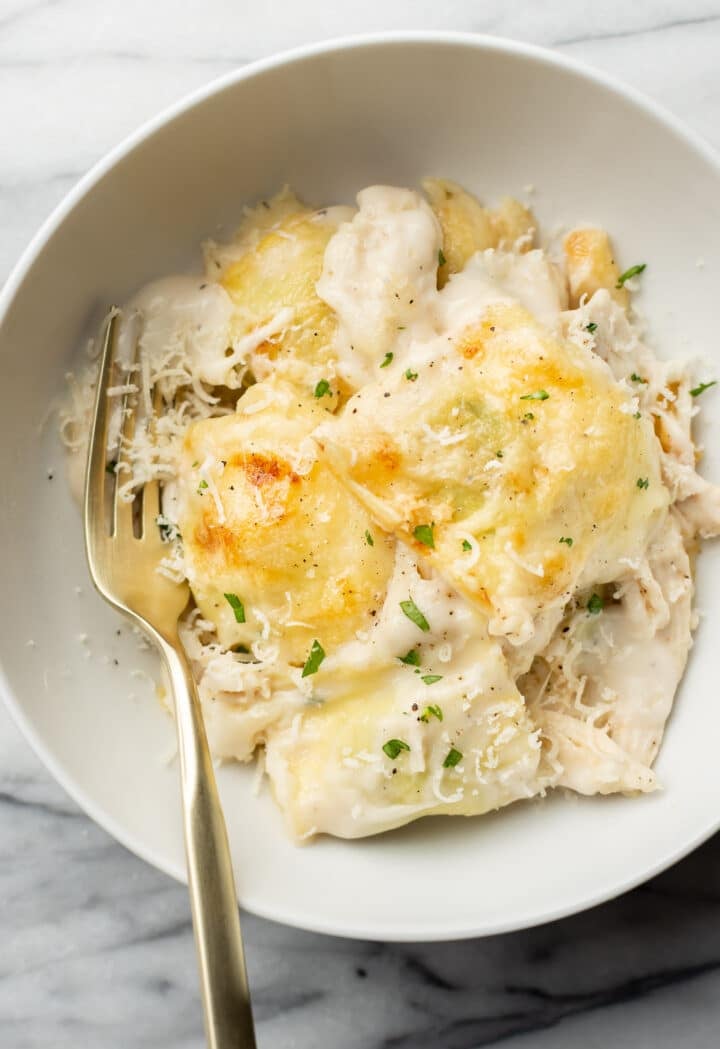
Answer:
xmin=2 ymin=33 xmax=720 ymax=942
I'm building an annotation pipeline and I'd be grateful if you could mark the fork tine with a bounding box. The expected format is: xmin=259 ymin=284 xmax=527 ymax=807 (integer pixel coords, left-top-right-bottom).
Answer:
xmin=84 ymin=310 xmax=119 ymax=559
xmin=141 ymin=384 xmax=164 ymax=539
xmin=112 ymin=325 xmax=140 ymax=537
xmin=142 ymin=480 xmax=161 ymax=539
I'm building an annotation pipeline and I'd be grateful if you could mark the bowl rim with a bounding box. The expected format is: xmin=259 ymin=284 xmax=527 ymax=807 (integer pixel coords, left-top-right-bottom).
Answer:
xmin=2 ymin=30 xmax=720 ymax=941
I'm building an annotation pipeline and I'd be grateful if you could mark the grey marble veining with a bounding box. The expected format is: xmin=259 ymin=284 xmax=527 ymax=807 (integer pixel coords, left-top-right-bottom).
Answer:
xmin=2 ymin=2 xmax=720 ymax=1046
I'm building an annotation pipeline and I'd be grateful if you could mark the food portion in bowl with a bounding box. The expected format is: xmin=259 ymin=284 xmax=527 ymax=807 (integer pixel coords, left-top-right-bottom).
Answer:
xmin=61 ymin=180 xmax=720 ymax=841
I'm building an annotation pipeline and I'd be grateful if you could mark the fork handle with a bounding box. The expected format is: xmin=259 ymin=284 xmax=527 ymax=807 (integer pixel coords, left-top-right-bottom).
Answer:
xmin=160 ymin=637 xmax=257 ymax=1049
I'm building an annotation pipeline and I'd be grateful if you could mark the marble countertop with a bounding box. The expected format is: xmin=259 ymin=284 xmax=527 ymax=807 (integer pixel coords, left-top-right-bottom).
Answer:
xmin=3 ymin=2 xmax=720 ymax=1046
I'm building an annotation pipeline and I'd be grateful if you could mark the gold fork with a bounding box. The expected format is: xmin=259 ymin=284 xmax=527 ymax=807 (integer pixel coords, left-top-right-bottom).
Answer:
xmin=84 ymin=312 xmax=257 ymax=1049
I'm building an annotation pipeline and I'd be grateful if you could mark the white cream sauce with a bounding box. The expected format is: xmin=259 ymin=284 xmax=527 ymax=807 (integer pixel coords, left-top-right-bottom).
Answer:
xmin=317 ymin=186 xmax=566 ymax=390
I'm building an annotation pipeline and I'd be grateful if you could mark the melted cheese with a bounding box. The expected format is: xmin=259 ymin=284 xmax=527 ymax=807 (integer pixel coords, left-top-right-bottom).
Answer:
xmin=318 ymin=300 xmax=669 ymax=643
xmin=422 ymin=178 xmax=537 ymax=287
xmin=128 ymin=276 xmax=239 ymax=388
xmin=264 ymin=547 xmax=541 ymax=838
xmin=218 ymin=200 xmax=353 ymax=395
xmin=317 ymin=186 xmax=442 ymax=389
xmin=177 ymin=380 xmax=395 ymax=664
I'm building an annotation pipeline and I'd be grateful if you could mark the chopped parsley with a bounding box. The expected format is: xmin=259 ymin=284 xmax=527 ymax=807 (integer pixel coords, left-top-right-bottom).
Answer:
xmin=443 ymin=748 xmax=463 ymax=769
xmin=301 ymin=639 xmax=326 ymax=677
xmin=690 ymin=380 xmax=717 ymax=397
xmin=616 ymin=263 xmax=646 ymax=288
xmin=383 ymin=738 xmax=410 ymax=760
xmin=413 ymin=523 xmax=435 ymax=548
xmin=380 ymin=352 xmax=394 ymax=368
xmin=313 ymin=379 xmax=331 ymax=398
xmin=636 ymin=477 xmax=649 ymax=489
xmin=520 ymin=389 xmax=549 ymax=401
xmin=630 ymin=373 xmax=647 ymax=384
xmin=633 ymin=411 xmax=642 ymax=419
xmin=523 ymin=411 xmax=535 ymax=421
xmin=399 ymin=649 xmax=421 ymax=667
xmin=400 ymin=598 xmax=430 ymax=632
xmin=462 ymin=539 xmax=472 ymax=552
xmin=559 ymin=536 xmax=573 ymax=547
xmin=405 ymin=368 xmax=418 ymax=382
xmin=419 ymin=704 xmax=443 ymax=723
xmin=106 ymin=460 xmax=117 ymax=475
xmin=156 ymin=516 xmax=180 ymax=542
xmin=587 ymin=593 xmax=604 ymax=615
xmin=197 ymin=479 xmax=208 ymax=493
xmin=365 ymin=530 xmax=375 ymax=547
xmin=223 ymin=593 xmax=246 ymax=624
xmin=191 ymin=460 xmax=199 ymax=468
xmin=586 ymin=322 xmax=598 ymax=333
xmin=496 ymin=450 xmax=503 ymax=459
xmin=438 ymin=248 xmax=447 ymax=267
xmin=421 ymin=674 xmax=443 ymax=686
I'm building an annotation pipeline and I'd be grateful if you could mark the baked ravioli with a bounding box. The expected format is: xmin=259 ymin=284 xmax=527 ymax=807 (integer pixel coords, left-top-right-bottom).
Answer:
xmin=177 ymin=379 xmax=395 ymax=665
xmin=63 ymin=179 xmax=720 ymax=842
xmin=317 ymin=300 xmax=669 ymax=644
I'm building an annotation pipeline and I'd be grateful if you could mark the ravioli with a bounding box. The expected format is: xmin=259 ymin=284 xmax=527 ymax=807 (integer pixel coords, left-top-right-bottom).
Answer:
xmin=176 ymin=380 xmax=395 ymax=664
xmin=264 ymin=548 xmax=541 ymax=838
xmin=215 ymin=195 xmax=353 ymax=397
xmin=423 ymin=178 xmax=536 ymax=287
xmin=318 ymin=301 xmax=669 ymax=643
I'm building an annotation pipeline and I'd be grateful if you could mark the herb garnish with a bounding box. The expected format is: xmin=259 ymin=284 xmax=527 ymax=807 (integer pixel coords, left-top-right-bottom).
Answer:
xmin=438 ymin=248 xmax=447 ymax=267
xmin=314 ymin=379 xmax=331 ymax=398
xmin=443 ymin=748 xmax=463 ymax=768
xmin=223 ymin=593 xmax=246 ymax=623
xmin=380 ymin=352 xmax=394 ymax=368
xmin=587 ymin=593 xmax=604 ymax=615
xmin=462 ymin=539 xmax=472 ymax=551
xmin=421 ymin=674 xmax=443 ymax=686
xmin=413 ymin=523 xmax=435 ymax=548
xmin=399 ymin=649 xmax=421 ymax=666
xmin=405 ymin=368 xmax=418 ymax=382
xmin=419 ymin=704 xmax=443 ymax=722
xmin=616 ymin=263 xmax=646 ymax=288
xmin=586 ymin=322 xmax=598 ymax=333
xmin=630 ymin=373 xmax=647 ymax=384
xmin=691 ymin=380 xmax=717 ymax=397
xmin=400 ymin=598 xmax=430 ymax=632
xmin=520 ymin=390 xmax=549 ymax=401
xmin=156 ymin=516 xmax=179 ymax=542
xmin=365 ymin=530 xmax=374 ymax=546
xmin=636 ymin=477 xmax=649 ymax=489
xmin=301 ymin=639 xmax=326 ymax=677
xmin=383 ymin=739 xmax=410 ymax=760
xmin=559 ymin=536 xmax=573 ymax=547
